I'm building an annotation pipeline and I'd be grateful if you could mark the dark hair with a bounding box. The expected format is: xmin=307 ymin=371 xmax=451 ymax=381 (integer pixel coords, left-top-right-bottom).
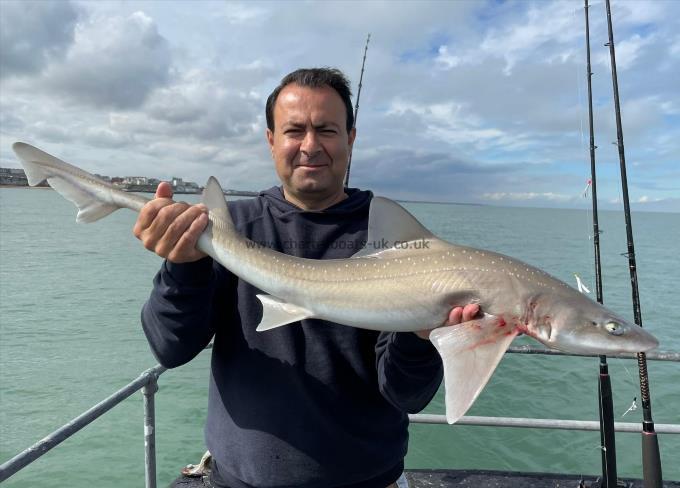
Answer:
xmin=266 ymin=68 xmax=354 ymax=133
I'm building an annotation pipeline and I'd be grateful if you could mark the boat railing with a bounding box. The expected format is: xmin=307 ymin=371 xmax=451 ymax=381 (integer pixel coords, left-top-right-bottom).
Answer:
xmin=1 ymin=346 xmax=678 ymax=487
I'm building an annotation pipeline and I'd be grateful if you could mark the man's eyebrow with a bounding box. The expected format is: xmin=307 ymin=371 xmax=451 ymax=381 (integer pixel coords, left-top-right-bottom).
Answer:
xmin=313 ymin=122 xmax=340 ymax=129
xmin=281 ymin=121 xmax=341 ymax=130
xmin=282 ymin=121 xmax=305 ymax=129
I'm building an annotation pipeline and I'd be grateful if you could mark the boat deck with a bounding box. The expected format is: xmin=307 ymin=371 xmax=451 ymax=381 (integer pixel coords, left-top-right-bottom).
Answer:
xmin=405 ymin=469 xmax=679 ymax=487
xmin=172 ymin=469 xmax=680 ymax=487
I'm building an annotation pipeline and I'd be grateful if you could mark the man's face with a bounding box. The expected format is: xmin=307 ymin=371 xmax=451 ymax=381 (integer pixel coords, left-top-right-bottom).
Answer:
xmin=266 ymin=83 xmax=356 ymax=209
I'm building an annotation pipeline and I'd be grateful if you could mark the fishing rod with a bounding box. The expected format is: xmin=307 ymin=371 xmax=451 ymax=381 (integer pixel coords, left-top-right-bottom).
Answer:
xmin=583 ymin=2 xmax=618 ymax=486
xmin=345 ymin=33 xmax=370 ymax=187
xmin=603 ymin=0 xmax=662 ymax=485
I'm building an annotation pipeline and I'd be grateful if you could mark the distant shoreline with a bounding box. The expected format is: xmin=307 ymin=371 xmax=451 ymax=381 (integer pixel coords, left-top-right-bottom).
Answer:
xmin=396 ymin=198 xmax=484 ymax=207
xmin=0 ymin=184 xmax=51 ymax=189
xmin=1 ymin=185 xmax=675 ymax=213
xmin=0 ymin=183 xmax=258 ymax=197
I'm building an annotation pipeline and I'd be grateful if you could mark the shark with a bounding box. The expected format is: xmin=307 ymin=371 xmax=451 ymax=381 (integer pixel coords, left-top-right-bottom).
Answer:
xmin=12 ymin=142 xmax=659 ymax=423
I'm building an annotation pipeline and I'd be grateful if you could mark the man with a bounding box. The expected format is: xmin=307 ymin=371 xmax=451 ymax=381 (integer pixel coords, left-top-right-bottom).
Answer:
xmin=134 ymin=68 xmax=479 ymax=488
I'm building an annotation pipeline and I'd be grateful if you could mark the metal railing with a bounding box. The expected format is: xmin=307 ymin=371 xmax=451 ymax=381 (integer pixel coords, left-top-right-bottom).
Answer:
xmin=409 ymin=414 xmax=680 ymax=433
xmin=1 ymin=347 xmax=678 ymax=486
xmin=0 ymin=364 xmax=166 ymax=486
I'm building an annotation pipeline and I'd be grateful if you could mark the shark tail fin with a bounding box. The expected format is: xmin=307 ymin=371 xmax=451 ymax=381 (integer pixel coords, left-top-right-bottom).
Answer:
xmin=429 ymin=314 xmax=518 ymax=424
xmin=12 ymin=142 xmax=150 ymax=222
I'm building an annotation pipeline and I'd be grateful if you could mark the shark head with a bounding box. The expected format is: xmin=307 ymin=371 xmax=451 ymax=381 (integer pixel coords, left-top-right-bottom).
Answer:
xmin=544 ymin=294 xmax=659 ymax=354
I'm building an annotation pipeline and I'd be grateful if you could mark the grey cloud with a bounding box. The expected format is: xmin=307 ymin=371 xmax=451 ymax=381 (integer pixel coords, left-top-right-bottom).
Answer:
xmin=221 ymin=62 xmax=279 ymax=92
xmin=1 ymin=0 xmax=676 ymax=212
xmin=362 ymin=0 xmax=679 ymax=155
xmin=0 ymin=108 xmax=25 ymax=133
xmin=43 ymin=11 xmax=171 ymax=109
xmin=0 ymin=58 xmax=269 ymax=178
xmin=166 ymin=0 xmax=486 ymax=104
xmin=349 ymin=147 xmax=526 ymax=202
xmin=29 ymin=121 xmax=73 ymax=144
xmin=0 ymin=1 xmax=79 ymax=78
xmin=631 ymin=197 xmax=680 ymax=213
xmin=143 ymin=75 xmax=263 ymax=140
xmin=634 ymin=179 xmax=680 ymax=192
xmin=80 ymin=128 xmax=133 ymax=149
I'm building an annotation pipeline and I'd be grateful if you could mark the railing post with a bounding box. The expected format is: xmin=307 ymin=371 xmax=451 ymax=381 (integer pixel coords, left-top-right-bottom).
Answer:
xmin=143 ymin=371 xmax=159 ymax=488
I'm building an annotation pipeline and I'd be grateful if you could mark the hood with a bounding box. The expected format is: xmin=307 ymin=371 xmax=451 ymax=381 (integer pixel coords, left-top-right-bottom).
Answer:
xmin=259 ymin=186 xmax=373 ymax=222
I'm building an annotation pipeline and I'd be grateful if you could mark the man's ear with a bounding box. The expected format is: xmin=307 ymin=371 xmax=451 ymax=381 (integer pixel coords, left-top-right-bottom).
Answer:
xmin=348 ymin=127 xmax=356 ymax=148
xmin=265 ymin=128 xmax=275 ymax=157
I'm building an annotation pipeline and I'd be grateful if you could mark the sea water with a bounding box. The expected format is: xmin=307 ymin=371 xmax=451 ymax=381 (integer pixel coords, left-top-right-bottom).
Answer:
xmin=1 ymin=188 xmax=678 ymax=486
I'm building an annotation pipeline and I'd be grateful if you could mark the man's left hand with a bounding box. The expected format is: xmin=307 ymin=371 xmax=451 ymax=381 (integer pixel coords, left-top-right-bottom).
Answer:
xmin=414 ymin=303 xmax=481 ymax=340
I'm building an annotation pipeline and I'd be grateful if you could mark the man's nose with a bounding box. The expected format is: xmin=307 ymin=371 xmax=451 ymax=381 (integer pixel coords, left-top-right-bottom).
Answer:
xmin=300 ymin=130 xmax=321 ymax=156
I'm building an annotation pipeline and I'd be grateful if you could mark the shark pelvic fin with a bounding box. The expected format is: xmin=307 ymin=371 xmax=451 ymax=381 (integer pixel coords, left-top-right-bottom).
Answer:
xmin=353 ymin=197 xmax=436 ymax=257
xmin=255 ymin=295 xmax=314 ymax=331
xmin=429 ymin=313 xmax=518 ymax=424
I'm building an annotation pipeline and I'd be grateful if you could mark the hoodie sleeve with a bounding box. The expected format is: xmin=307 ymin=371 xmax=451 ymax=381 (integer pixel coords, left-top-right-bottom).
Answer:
xmin=141 ymin=257 xmax=236 ymax=368
xmin=375 ymin=331 xmax=444 ymax=413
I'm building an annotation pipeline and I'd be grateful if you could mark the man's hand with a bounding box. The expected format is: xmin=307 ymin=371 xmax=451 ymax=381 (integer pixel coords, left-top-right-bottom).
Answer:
xmin=415 ymin=303 xmax=481 ymax=340
xmin=133 ymin=182 xmax=209 ymax=263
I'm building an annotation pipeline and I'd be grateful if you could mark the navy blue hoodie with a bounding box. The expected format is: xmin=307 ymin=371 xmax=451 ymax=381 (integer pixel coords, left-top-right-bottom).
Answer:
xmin=141 ymin=186 xmax=443 ymax=488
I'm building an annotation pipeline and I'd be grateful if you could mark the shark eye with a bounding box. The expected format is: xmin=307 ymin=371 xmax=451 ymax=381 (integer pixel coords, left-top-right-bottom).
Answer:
xmin=605 ymin=322 xmax=624 ymax=336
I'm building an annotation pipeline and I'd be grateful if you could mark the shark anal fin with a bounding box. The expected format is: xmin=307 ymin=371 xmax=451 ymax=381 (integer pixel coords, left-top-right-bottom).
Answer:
xmin=255 ymin=295 xmax=313 ymax=332
xmin=429 ymin=314 xmax=518 ymax=424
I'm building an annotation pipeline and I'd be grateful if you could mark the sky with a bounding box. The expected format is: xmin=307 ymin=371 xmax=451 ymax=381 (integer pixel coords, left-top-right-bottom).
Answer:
xmin=0 ymin=0 xmax=678 ymax=212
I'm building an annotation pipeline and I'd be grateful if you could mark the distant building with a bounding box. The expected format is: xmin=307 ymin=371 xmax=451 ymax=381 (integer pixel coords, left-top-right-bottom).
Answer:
xmin=183 ymin=181 xmax=200 ymax=193
xmin=170 ymin=176 xmax=182 ymax=187
xmin=0 ymin=168 xmax=25 ymax=175
xmin=0 ymin=167 xmax=29 ymax=186
xmin=94 ymin=174 xmax=112 ymax=183
xmin=123 ymin=176 xmax=150 ymax=186
xmin=0 ymin=167 xmax=209 ymax=194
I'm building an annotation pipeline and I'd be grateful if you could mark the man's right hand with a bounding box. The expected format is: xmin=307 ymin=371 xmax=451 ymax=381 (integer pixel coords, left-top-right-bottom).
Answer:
xmin=133 ymin=182 xmax=209 ymax=263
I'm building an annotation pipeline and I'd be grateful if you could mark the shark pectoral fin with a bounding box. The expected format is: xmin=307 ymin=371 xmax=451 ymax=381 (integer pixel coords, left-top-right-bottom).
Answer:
xmin=255 ymin=295 xmax=313 ymax=332
xmin=429 ymin=314 xmax=518 ymax=424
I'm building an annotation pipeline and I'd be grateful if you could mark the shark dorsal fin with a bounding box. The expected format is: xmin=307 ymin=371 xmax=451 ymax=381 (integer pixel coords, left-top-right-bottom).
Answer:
xmin=354 ymin=196 xmax=435 ymax=257
xmin=202 ymin=176 xmax=233 ymax=224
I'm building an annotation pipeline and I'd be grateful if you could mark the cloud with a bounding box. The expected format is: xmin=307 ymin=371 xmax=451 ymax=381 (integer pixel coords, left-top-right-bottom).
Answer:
xmin=613 ymin=0 xmax=666 ymax=25
xmin=482 ymin=192 xmax=576 ymax=203
xmin=41 ymin=11 xmax=171 ymax=108
xmin=477 ymin=1 xmax=581 ymax=75
xmin=0 ymin=0 xmax=79 ymax=78
xmin=1 ymin=0 xmax=677 ymax=213
xmin=633 ymin=197 xmax=680 ymax=212
xmin=212 ymin=4 xmax=270 ymax=25
xmin=349 ymin=146 xmax=530 ymax=203
xmin=593 ymin=33 xmax=654 ymax=71
xmin=140 ymin=67 xmax=266 ymax=140
xmin=670 ymin=37 xmax=680 ymax=57
xmin=385 ymin=99 xmax=523 ymax=151
xmin=0 ymin=109 xmax=24 ymax=134
xmin=435 ymin=46 xmax=461 ymax=70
